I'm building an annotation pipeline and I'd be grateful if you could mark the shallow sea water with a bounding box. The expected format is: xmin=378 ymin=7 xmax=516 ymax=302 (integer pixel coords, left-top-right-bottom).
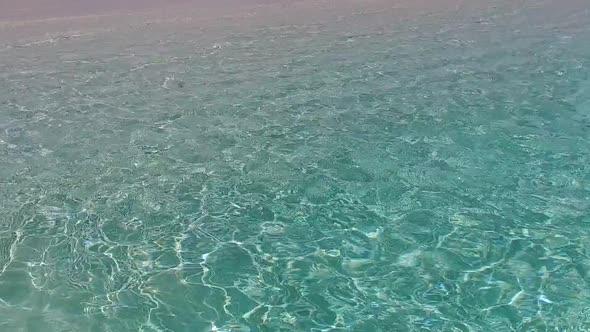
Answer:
xmin=1 ymin=0 xmax=590 ymax=331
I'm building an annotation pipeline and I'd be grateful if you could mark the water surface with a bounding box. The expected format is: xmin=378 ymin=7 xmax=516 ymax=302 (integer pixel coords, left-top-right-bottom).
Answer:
xmin=1 ymin=0 xmax=590 ymax=331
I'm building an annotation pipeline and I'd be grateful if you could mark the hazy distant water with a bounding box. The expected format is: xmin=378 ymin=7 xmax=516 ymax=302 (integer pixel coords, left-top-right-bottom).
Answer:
xmin=1 ymin=1 xmax=590 ymax=331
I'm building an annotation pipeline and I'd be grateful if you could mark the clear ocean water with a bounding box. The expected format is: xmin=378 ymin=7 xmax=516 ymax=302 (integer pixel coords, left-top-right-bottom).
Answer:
xmin=1 ymin=0 xmax=590 ymax=331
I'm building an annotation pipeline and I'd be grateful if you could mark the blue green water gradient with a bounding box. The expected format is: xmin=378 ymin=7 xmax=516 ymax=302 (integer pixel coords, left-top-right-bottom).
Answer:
xmin=1 ymin=0 xmax=589 ymax=331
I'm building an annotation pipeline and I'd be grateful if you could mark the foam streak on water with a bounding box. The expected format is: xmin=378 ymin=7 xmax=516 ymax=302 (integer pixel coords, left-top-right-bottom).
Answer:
xmin=0 ymin=0 xmax=590 ymax=331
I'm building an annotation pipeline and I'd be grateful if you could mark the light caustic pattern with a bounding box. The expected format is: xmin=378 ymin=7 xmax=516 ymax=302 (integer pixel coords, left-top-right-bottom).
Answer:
xmin=0 ymin=0 xmax=590 ymax=331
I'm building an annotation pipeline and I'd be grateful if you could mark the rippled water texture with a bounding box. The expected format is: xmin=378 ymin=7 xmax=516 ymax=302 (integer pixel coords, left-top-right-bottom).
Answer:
xmin=1 ymin=0 xmax=590 ymax=331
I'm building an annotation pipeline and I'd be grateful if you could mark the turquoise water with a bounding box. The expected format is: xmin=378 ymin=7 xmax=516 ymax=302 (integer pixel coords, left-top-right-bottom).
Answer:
xmin=1 ymin=1 xmax=590 ymax=331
